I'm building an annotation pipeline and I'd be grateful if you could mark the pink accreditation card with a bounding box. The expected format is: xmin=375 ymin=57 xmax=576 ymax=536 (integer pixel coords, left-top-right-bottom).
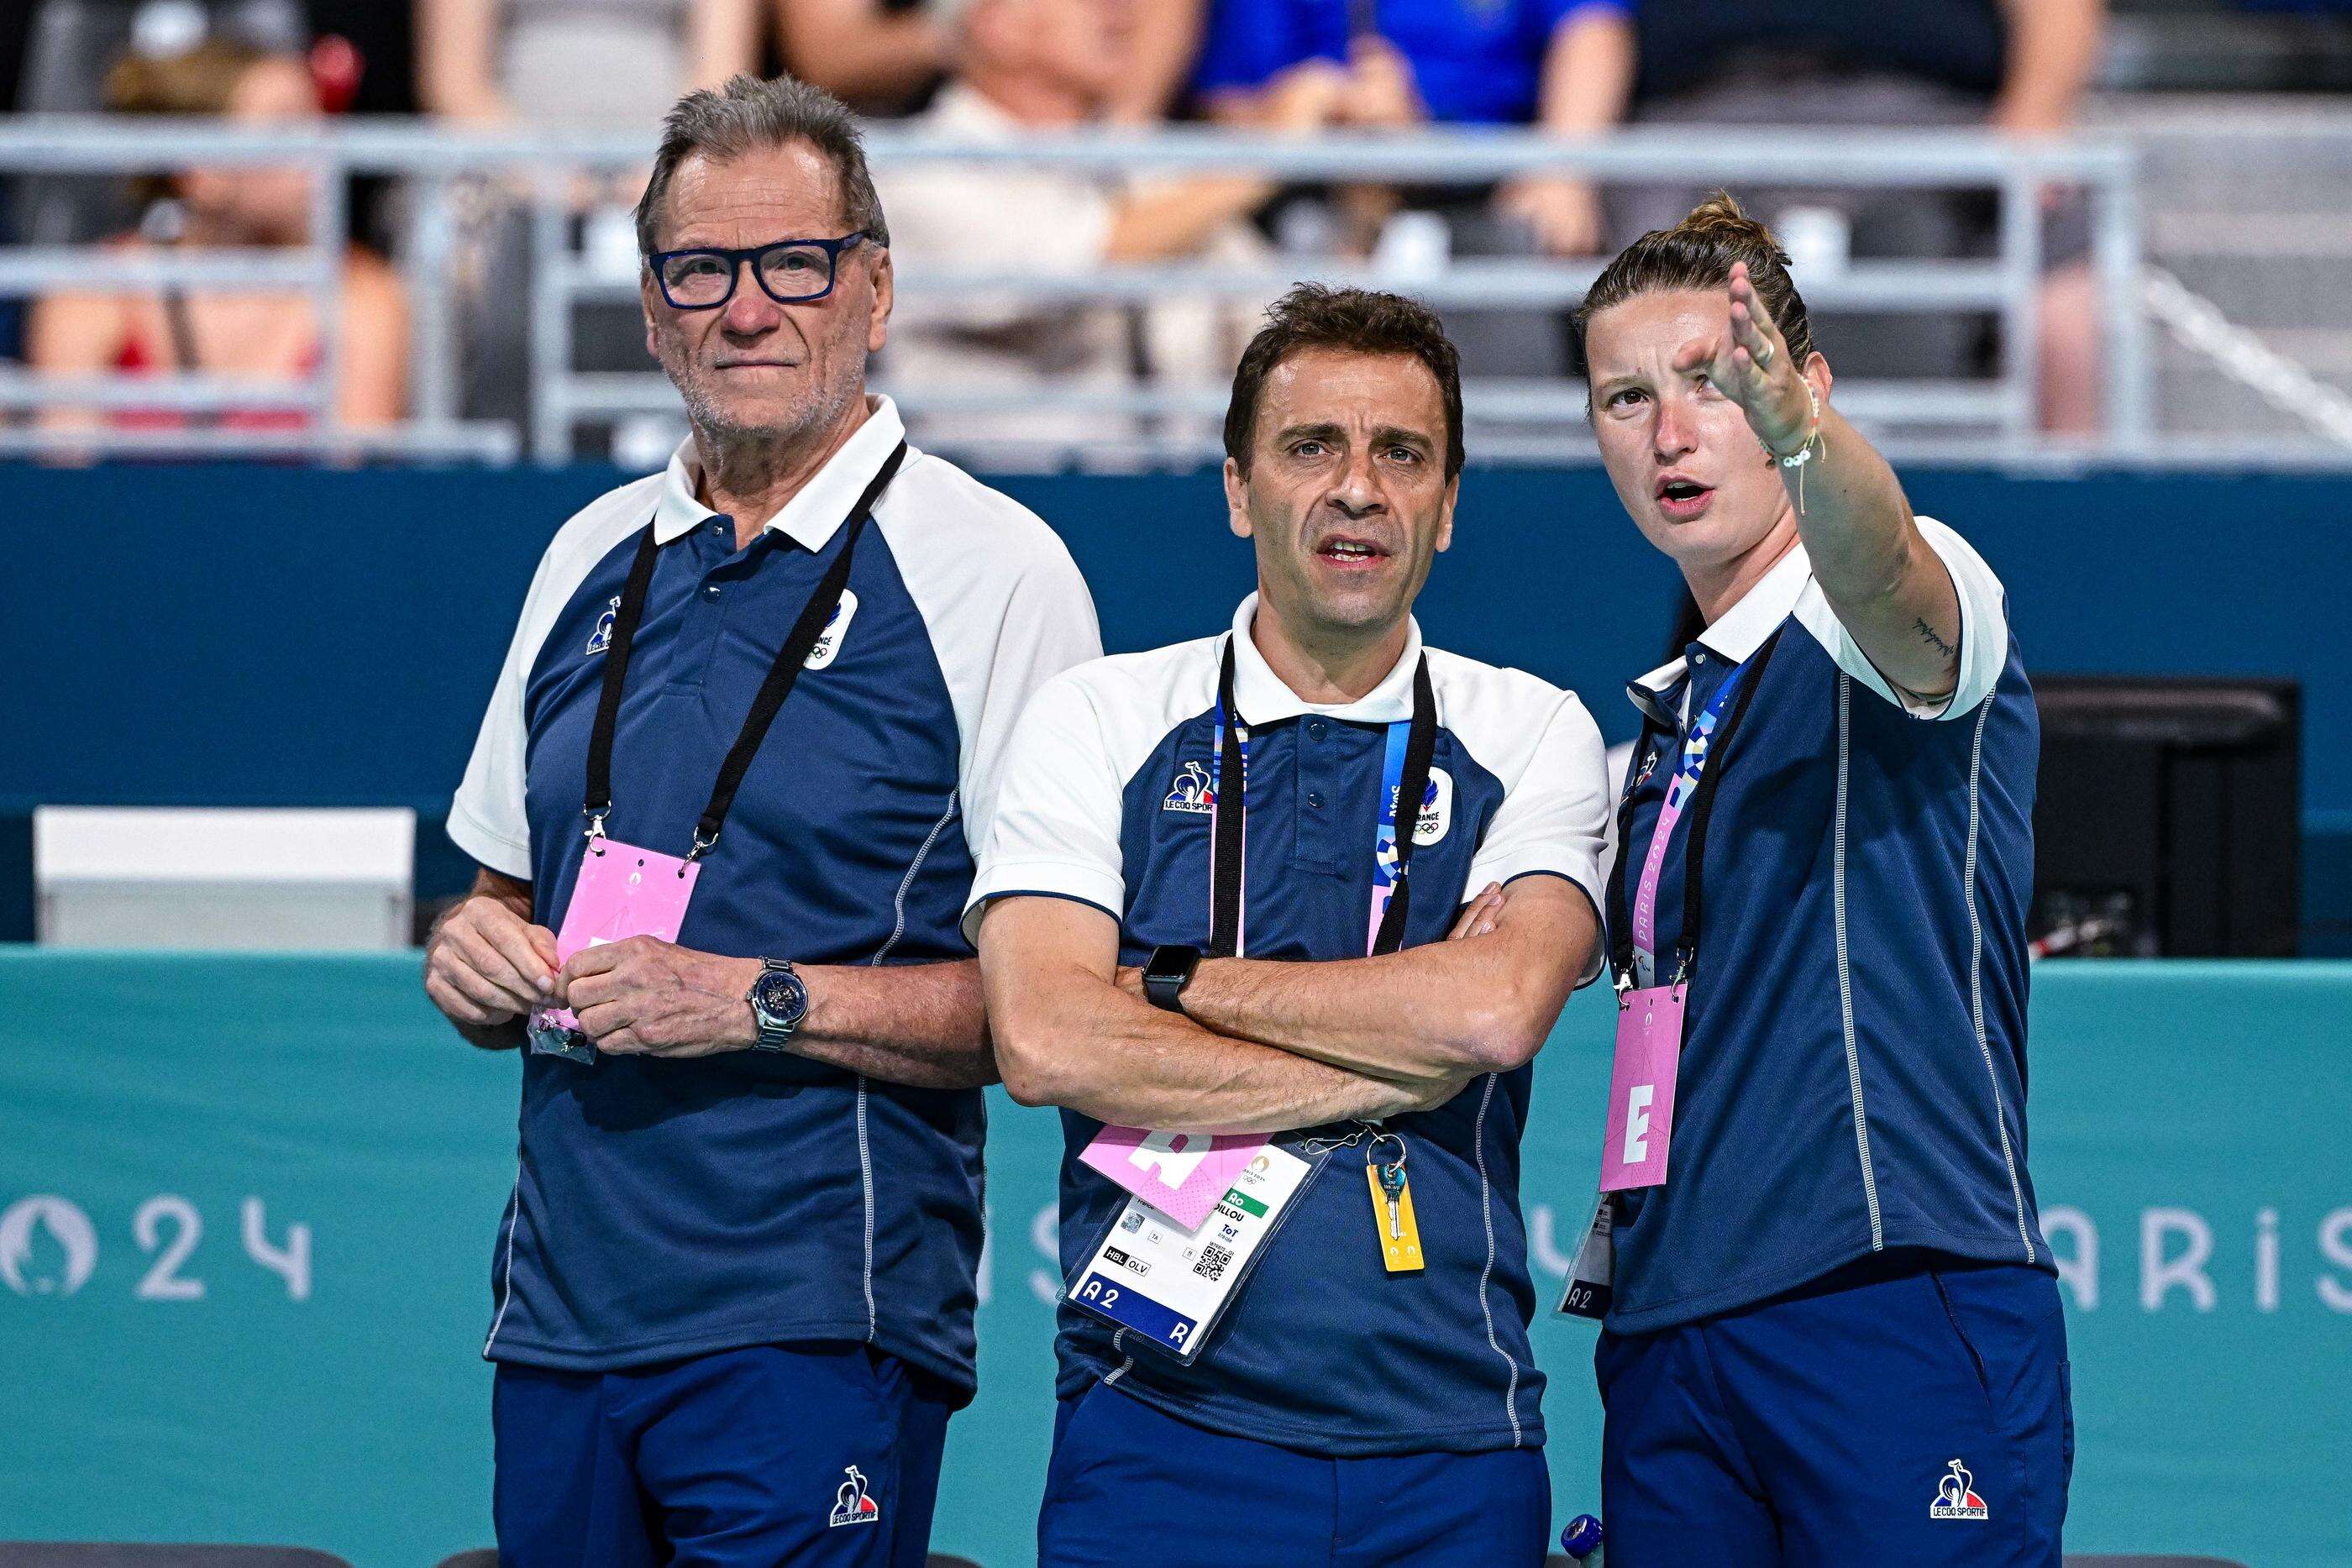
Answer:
xmin=1079 ymin=1128 xmax=1268 ymax=1232
xmin=527 ymin=839 xmax=701 ymax=1060
xmin=1599 ymin=983 xmax=1685 ymax=1192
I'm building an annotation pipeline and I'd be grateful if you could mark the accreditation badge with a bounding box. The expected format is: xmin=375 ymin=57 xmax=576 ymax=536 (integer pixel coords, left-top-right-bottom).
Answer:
xmin=1557 ymin=1194 xmax=1614 ymax=1320
xmin=527 ymin=839 xmax=701 ymax=1062
xmin=1065 ymin=1145 xmax=1316 ymax=1366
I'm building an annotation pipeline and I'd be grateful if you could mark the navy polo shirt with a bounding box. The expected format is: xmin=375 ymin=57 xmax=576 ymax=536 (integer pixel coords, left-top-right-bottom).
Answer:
xmin=969 ymin=595 xmax=1612 ymax=1456
xmin=1192 ymin=0 xmax=1628 ymax=125
xmin=448 ymin=397 xmax=1100 ymax=1396
xmin=1605 ymin=518 xmax=2052 ymax=1336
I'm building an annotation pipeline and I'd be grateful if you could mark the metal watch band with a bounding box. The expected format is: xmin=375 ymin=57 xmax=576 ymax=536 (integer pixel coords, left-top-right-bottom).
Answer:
xmin=749 ymin=957 xmax=805 ymax=1052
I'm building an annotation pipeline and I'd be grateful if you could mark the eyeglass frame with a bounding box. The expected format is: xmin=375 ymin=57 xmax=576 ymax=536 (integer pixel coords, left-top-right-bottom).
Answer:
xmin=643 ymin=232 xmax=877 ymax=311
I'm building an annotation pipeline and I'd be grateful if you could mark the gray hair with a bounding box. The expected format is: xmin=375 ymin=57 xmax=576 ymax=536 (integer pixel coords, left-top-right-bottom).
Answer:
xmin=633 ymin=73 xmax=890 ymax=256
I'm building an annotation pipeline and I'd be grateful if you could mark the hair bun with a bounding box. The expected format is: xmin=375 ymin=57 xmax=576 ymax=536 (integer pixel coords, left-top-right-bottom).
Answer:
xmin=1672 ymin=191 xmax=1793 ymax=271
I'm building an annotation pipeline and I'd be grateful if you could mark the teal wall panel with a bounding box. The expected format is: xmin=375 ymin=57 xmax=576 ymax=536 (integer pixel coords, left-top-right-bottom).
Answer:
xmin=3 ymin=955 xmax=2347 ymax=1565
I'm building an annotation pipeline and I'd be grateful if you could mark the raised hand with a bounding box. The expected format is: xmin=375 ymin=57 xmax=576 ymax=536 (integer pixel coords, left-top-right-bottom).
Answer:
xmin=1672 ymin=261 xmax=1819 ymax=459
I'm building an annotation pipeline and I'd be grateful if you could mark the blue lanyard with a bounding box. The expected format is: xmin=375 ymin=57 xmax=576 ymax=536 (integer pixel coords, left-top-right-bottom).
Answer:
xmin=1627 ymin=658 xmax=1751 ymax=988
xmin=1606 ymin=632 xmax=1780 ymax=991
xmin=1208 ymin=637 xmax=1436 ymax=959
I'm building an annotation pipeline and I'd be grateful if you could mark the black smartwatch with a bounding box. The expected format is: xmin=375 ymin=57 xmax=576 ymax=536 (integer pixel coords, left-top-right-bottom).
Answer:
xmin=1142 ymin=944 xmax=1203 ymax=1014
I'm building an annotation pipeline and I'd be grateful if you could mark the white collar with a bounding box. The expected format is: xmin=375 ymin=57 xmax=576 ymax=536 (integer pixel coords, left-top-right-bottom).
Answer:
xmin=653 ymin=396 xmax=910 ymax=548
xmin=1627 ymin=541 xmax=1812 ymax=724
xmin=1226 ymin=592 xmax=1425 ymax=726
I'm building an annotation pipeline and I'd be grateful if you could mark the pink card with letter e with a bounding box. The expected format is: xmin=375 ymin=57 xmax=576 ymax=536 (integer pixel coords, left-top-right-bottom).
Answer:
xmin=1599 ymin=984 xmax=1685 ymax=1192
xmin=1079 ymin=1126 xmax=1268 ymax=1232
xmin=530 ymin=840 xmax=701 ymax=1037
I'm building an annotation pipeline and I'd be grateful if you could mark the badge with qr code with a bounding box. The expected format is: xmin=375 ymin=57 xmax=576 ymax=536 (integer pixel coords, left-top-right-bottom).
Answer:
xmin=1065 ymin=1145 xmax=1315 ymax=1366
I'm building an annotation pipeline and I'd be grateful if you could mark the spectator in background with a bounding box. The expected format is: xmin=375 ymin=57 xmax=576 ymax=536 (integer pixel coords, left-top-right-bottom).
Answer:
xmin=1556 ymin=0 xmax=2108 ymax=433
xmin=416 ymin=0 xmax=761 ymax=447
xmin=27 ymin=39 xmax=407 ymax=429
xmin=878 ymin=0 xmax=1342 ymax=461
xmin=417 ymin=0 xmax=759 ymax=129
xmin=1193 ymin=0 xmax=1635 ymax=256
xmin=773 ymin=0 xmax=953 ymax=113
xmin=775 ymin=0 xmax=1205 ymax=119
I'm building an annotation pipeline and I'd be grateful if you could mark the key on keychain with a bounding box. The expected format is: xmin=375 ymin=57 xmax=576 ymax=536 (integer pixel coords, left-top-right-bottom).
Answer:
xmin=1378 ymin=1162 xmax=1407 ymax=1239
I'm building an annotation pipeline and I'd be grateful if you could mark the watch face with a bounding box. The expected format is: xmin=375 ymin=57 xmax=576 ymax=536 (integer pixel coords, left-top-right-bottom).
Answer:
xmin=1146 ymin=946 xmax=1200 ymax=987
xmin=753 ymin=968 xmax=806 ymax=1027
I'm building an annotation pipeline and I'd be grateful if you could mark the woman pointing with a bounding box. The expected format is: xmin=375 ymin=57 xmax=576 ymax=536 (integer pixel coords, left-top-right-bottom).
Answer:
xmin=1571 ymin=195 xmax=2071 ymax=1565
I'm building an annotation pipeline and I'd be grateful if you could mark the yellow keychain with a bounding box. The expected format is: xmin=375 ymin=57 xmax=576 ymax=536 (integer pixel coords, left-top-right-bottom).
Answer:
xmin=1368 ymin=1146 xmax=1425 ymax=1275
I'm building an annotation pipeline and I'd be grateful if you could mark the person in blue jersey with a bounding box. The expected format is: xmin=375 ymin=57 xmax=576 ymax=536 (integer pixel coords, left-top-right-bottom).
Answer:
xmin=421 ymin=74 xmax=1100 ymax=1568
xmin=1567 ymin=193 xmax=2069 ymax=1563
xmin=970 ymin=285 xmax=1614 ymax=1568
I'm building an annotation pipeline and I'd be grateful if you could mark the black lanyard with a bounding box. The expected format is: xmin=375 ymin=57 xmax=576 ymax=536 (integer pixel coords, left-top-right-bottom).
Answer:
xmin=1604 ymin=627 xmax=1780 ymax=987
xmin=1207 ymin=637 xmax=1439 ymax=960
xmin=581 ymin=441 xmax=908 ymax=859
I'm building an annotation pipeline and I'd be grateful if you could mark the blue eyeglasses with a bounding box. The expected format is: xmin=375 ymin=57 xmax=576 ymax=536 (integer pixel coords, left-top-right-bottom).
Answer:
xmin=645 ymin=233 xmax=874 ymax=310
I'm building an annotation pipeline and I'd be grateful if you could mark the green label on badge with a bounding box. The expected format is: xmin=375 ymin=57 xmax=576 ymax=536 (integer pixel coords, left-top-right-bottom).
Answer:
xmin=1221 ymin=1188 xmax=1268 ymax=1218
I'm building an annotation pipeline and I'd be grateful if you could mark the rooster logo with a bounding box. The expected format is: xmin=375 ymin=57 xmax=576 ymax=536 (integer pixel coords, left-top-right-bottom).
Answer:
xmin=829 ymin=1465 xmax=880 ymax=1529
xmin=1163 ymin=760 xmax=1215 ymax=815
xmin=584 ymin=595 xmax=621 ymax=657
xmin=1929 ymin=1459 xmax=1989 ymax=1521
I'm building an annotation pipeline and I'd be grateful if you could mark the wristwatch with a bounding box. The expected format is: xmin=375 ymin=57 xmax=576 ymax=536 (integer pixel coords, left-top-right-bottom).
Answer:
xmin=746 ymin=957 xmax=809 ymax=1051
xmin=1142 ymin=944 xmax=1203 ymax=1014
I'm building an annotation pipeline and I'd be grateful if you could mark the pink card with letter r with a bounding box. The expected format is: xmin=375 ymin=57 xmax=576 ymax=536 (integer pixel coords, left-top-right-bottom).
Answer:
xmin=1079 ymin=1126 xmax=1268 ymax=1232
xmin=1599 ymin=983 xmax=1685 ymax=1193
xmin=530 ymin=840 xmax=701 ymax=1039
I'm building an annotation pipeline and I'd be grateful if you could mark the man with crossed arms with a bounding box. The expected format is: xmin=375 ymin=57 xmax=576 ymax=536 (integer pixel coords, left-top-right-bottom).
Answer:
xmin=971 ymin=284 xmax=1611 ymax=1566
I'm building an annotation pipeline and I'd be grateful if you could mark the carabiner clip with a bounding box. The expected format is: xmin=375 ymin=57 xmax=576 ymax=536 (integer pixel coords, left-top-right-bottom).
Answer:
xmin=582 ymin=809 xmax=608 ymax=853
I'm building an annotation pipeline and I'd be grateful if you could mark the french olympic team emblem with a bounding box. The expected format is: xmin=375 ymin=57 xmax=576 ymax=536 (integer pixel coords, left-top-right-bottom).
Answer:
xmin=1929 ymin=1459 xmax=1989 ymax=1522
xmin=829 ymin=1465 xmax=880 ymax=1528
xmin=1164 ymin=760 xmax=1215 ymax=815
xmin=584 ymin=595 xmax=621 ymax=657
xmin=804 ymin=590 xmax=858 ymax=670
xmin=1413 ymin=768 xmax=1453 ymax=846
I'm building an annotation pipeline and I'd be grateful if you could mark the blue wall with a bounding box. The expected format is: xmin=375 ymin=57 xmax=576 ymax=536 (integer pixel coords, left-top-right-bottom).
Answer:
xmin=5 ymin=461 xmax=2346 ymax=937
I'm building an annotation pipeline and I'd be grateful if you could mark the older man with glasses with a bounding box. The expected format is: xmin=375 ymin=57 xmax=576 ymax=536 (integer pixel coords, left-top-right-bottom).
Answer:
xmin=425 ymin=72 xmax=1100 ymax=1568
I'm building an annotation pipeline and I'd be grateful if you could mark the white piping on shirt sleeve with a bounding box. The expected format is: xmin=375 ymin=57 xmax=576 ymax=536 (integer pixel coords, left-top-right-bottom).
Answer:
xmin=1795 ymin=514 xmax=2011 ymax=722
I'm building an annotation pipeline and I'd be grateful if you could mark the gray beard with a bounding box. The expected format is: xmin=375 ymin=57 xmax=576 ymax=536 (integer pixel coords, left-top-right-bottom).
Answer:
xmin=669 ymin=359 xmax=858 ymax=495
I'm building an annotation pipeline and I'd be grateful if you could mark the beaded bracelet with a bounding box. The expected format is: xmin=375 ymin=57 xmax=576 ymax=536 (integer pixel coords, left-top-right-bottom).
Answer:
xmin=1767 ymin=379 xmax=1824 ymax=513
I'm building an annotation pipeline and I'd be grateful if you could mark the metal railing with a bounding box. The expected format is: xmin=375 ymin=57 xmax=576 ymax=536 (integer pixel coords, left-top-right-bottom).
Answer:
xmin=0 ymin=118 xmax=2151 ymax=466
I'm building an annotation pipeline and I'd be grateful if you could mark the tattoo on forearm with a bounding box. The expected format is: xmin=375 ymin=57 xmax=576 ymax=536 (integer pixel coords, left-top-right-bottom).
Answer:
xmin=1913 ymin=616 xmax=1958 ymax=667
